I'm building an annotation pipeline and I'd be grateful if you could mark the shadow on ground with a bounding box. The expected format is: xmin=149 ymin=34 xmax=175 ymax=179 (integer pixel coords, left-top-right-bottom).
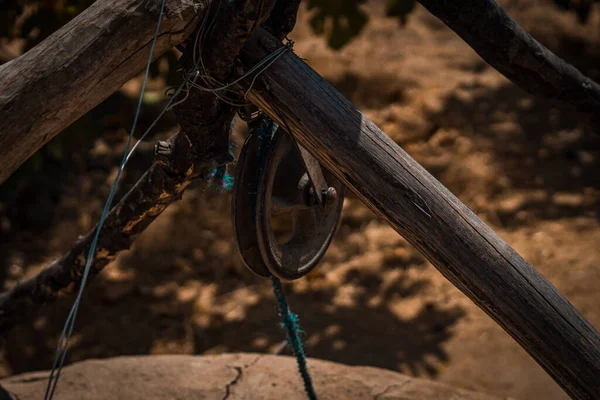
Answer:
xmin=421 ymin=79 xmax=600 ymax=228
xmin=1 ymin=184 xmax=465 ymax=379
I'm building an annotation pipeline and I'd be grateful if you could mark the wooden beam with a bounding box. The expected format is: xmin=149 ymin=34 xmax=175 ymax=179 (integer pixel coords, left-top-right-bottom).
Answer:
xmin=416 ymin=0 xmax=600 ymax=125
xmin=3 ymin=0 xmax=599 ymax=187
xmin=239 ymin=29 xmax=600 ymax=400
xmin=0 ymin=0 xmax=204 ymax=184
xmin=0 ymin=0 xmax=279 ymax=333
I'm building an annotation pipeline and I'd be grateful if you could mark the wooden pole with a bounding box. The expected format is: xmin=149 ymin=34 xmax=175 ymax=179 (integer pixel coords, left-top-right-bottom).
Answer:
xmin=239 ymin=29 xmax=600 ymax=400
xmin=0 ymin=0 xmax=204 ymax=184
xmin=416 ymin=0 xmax=600 ymax=125
xmin=2 ymin=0 xmax=598 ymax=186
xmin=1 ymin=1 xmax=599 ymax=397
xmin=0 ymin=0 xmax=278 ymax=333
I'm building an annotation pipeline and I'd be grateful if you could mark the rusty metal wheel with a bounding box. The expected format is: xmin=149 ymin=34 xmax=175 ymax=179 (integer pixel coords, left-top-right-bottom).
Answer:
xmin=255 ymin=128 xmax=345 ymax=280
xmin=233 ymin=119 xmax=345 ymax=280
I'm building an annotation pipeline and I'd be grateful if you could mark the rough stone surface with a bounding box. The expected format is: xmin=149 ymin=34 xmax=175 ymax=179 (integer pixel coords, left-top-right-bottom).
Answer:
xmin=0 ymin=354 xmax=506 ymax=399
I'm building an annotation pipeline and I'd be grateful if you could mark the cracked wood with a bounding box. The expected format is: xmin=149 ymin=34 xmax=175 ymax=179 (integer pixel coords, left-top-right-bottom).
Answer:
xmin=0 ymin=0 xmax=205 ymax=184
xmin=0 ymin=0 xmax=277 ymax=334
xmin=239 ymin=28 xmax=600 ymax=400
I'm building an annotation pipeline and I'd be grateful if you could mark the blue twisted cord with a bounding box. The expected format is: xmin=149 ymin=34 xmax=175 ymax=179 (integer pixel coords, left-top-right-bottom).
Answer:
xmin=43 ymin=0 xmax=168 ymax=398
xmin=252 ymin=117 xmax=317 ymax=399
xmin=207 ymin=115 xmax=236 ymax=191
xmin=225 ymin=116 xmax=317 ymax=399
xmin=270 ymin=274 xmax=318 ymax=400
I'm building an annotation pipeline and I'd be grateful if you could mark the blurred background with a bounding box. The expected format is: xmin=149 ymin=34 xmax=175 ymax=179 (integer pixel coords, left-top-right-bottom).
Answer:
xmin=1 ymin=0 xmax=599 ymax=398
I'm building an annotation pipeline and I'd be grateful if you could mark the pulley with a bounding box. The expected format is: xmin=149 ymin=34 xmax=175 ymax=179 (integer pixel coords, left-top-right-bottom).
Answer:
xmin=232 ymin=116 xmax=345 ymax=280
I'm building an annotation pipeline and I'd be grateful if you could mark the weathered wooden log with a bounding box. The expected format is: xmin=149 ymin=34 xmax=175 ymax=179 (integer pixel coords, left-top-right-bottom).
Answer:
xmin=416 ymin=0 xmax=600 ymax=126
xmin=0 ymin=0 xmax=277 ymax=332
xmin=0 ymin=0 xmax=205 ymax=185
xmin=1 ymin=0 xmax=599 ymax=186
xmin=1 ymin=1 xmax=599 ymax=397
xmin=238 ymin=28 xmax=600 ymax=400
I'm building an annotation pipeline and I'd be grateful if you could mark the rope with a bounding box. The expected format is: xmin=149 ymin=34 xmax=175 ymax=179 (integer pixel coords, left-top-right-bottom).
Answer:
xmin=252 ymin=117 xmax=318 ymax=400
xmin=41 ymin=0 xmax=306 ymax=397
xmin=270 ymin=274 xmax=318 ymax=400
xmin=43 ymin=0 xmax=168 ymax=397
xmin=207 ymin=116 xmax=236 ymax=191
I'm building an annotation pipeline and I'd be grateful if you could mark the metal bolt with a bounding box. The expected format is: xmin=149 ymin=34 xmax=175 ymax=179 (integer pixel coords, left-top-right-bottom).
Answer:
xmin=308 ymin=186 xmax=337 ymax=206
xmin=323 ymin=187 xmax=337 ymax=202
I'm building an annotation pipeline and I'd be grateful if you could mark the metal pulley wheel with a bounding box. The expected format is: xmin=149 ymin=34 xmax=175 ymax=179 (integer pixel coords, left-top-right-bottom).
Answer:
xmin=232 ymin=118 xmax=345 ymax=280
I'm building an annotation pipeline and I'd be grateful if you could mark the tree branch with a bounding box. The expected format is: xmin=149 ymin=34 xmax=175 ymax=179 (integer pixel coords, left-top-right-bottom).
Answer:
xmin=264 ymin=0 xmax=301 ymax=39
xmin=417 ymin=0 xmax=600 ymax=126
xmin=0 ymin=0 xmax=277 ymax=334
xmin=0 ymin=0 xmax=205 ymax=185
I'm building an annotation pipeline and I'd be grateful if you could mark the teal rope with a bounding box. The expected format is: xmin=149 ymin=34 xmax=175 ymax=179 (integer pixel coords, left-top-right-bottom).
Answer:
xmin=249 ymin=116 xmax=317 ymax=399
xmin=43 ymin=0 xmax=168 ymax=398
xmin=196 ymin=112 xmax=318 ymax=399
xmin=208 ymin=115 xmax=236 ymax=191
xmin=270 ymin=275 xmax=318 ymax=400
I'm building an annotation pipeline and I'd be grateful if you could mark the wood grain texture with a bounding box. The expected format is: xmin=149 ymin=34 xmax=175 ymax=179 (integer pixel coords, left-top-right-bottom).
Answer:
xmin=0 ymin=0 xmax=278 ymax=335
xmin=0 ymin=0 xmax=205 ymax=184
xmin=239 ymin=29 xmax=600 ymax=400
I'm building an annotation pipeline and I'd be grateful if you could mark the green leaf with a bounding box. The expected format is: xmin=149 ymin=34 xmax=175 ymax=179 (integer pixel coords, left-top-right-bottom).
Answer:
xmin=550 ymin=0 xmax=596 ymax=24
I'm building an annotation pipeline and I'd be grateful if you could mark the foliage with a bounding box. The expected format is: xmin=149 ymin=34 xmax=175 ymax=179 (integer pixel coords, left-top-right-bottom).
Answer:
xmin=552 ymin=0 xmax=598 ymax=23
xmin=306 ymin=0 xmax=369 ymax=50
xmin=1 ymin=0 xmax=95 ymax=52
xmin=0 ymin=0 xmax=597 ymax=198
xmin=305 ymin=0 xmax=416 ymax=49
xmin=386 ymin=0 xmax=416 ymax=25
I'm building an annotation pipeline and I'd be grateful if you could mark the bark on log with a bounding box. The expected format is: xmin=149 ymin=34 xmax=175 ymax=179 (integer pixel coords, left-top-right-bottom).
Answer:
xmin=0 ymin=0 xmax=205 ymax=185
xmin=0 ymin=0 xmax=277 ymax=333
xmin=1 ymin=0 xmax=599 ymax=186
xmin=238 ymin=28 xmax=600 ymax=400
xmin=1 ymin=1 xmax=599 ymax=397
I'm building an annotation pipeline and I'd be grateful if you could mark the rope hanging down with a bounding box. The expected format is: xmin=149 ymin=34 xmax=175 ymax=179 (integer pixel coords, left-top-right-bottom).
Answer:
xmin=271 ymin=274 xmax=318 ymax=400
xmin=43 ymin=0 xmax=312 ymax=398
xmin=252 ymin=117 xmax=318 ymax=400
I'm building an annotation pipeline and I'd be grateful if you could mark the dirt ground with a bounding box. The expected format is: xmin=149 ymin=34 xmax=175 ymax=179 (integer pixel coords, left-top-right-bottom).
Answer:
xmin=1 ymin=1 xmax=600 ymax=399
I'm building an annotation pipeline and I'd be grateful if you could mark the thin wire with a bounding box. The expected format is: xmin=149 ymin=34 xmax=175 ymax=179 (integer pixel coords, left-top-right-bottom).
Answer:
xmin=243 ymin=43 xmax=292 ymax=99
xmin=188 ymin=45 xmax=289 ymax=93
xmin=186 ymin=0 xmax=291 ymax=107
xmin=125 ymin=83 xmax=185 ymax=165
xmin=43 ymin=0 xmax=168 ymax=398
